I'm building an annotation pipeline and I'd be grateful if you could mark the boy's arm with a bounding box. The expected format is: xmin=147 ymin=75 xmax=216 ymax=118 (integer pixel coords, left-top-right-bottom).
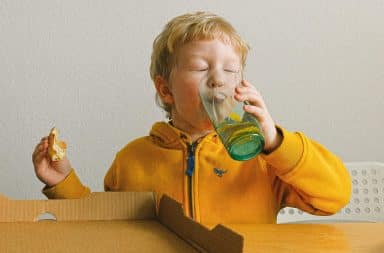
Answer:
xmin=104 ymin=158 xmax=118 ymax=191
xmin=263 ymin=127 xmax=352 ymax=215
xmin=42 ymin=169 xmax=91 ymax=199
xmin=43 ymin=156 xmax=117 ymax=198
xmin=42 ymin=149 xmax=120 ymax=197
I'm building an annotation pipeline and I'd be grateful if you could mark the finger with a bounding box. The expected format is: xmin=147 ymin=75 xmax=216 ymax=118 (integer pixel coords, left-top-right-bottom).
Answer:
xmin=243 ymin=104 xmax=268 ymax=123
xmin=235 ymin=89 xmax=266 ymax=109
xmin=32 ymin=143 xmax=42 ymax=158
xmin=33 ymin=149 xmax=48 ymax=165
xmin=36 ymin=137 xmax=48 ymax=148
xmin=242 ymin=79 xmax=255 ymax=87
xmin=41 ymin=137 xmax=49 ymax=146
xmin=42 ymin=139 xmax=48 ymax=149
xmin=247 ymin=92 xmax=267 ymax=108
xmin=236 ymin=80 xmax=262 ymax=96
xmin=32 ymin=142 xmax=49 ymax=162
xmin=33 ymin=141 xmax=47 ymax=156
xmin=236 ymin=82 xmax=261 ymax=96
xmin=241 ymin=81 xmax=266 ymax=108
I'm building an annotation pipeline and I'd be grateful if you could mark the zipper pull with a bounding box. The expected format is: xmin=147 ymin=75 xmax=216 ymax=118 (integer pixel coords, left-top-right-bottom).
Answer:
xmin=185 ymin=143 xmax=196 ymax=177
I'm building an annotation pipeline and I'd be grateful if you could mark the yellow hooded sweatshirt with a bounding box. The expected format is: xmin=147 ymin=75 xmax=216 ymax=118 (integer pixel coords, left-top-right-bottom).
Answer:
xmin=43 ymin=122 xmax=351 ymax=225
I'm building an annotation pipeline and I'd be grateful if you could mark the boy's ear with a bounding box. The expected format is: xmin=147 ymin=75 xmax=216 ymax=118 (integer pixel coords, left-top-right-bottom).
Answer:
xmin=154 ymin=75 xmax=174 ymax=105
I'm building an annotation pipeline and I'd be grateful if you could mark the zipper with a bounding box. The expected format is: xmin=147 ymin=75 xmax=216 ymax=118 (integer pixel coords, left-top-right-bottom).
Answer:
xmin=186 ymin=142 xmax=197 ymax=220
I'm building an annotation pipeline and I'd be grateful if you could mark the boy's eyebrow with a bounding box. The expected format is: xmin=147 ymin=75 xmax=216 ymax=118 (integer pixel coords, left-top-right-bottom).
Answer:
xmin=184 ymin=53 xmax=205 ymax=59
xmin=183 ymin=54 xmax=240 ymax=64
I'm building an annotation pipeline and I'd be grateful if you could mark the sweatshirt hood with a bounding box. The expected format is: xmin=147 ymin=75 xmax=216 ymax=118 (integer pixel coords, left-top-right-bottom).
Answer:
xmin=149 ymin=121 xmax=217 ymax=149
xmin=149 ymin=122 xmax=190 ymax=149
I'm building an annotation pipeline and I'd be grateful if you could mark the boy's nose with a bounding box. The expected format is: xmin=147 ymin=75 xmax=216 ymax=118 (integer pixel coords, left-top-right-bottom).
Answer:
xmin=207 ymin=72 xmax=225 ymax=88
xmin=208 ymin=78 xmax=224 ymax=88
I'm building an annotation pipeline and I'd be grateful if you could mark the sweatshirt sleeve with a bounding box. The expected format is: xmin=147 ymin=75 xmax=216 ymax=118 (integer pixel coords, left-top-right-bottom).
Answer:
xmin=261 ymin=127 xmax=352 ymax=215
xmin=42 ymin=169 xmax=91 ymax=199
xmin=104 ymin=155 xmax=118 ymax=191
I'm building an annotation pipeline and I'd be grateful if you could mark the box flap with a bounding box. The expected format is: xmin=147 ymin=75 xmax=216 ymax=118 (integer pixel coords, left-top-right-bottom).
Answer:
xmin=158 ymin=195 xmax=244 ymax=253
xmin=0 ymin=191 xmax=156 ymax=222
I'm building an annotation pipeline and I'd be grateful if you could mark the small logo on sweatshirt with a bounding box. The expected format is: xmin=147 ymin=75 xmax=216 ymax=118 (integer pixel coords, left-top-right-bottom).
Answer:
xmin=213 ymin=168 xmax=227 ymax=177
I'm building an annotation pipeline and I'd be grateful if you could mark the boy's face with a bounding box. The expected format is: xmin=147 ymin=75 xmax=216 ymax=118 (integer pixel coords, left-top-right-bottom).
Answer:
xmin=165 ymin=38 xmax=242 ymax=134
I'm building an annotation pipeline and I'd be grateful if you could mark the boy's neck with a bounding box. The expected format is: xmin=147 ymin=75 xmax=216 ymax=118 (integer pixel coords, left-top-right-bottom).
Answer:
xmin=189 ymin=131 xmax=212 ymax=143
xmin=169 ymin=120 xmax=213 ymax=143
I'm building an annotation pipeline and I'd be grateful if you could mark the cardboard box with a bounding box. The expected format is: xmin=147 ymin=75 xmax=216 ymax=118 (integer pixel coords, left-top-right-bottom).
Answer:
xmin=3 ymin=192 xmax=382 ymax=252
xmin=0 ymin=192 xmax=243 ymax=253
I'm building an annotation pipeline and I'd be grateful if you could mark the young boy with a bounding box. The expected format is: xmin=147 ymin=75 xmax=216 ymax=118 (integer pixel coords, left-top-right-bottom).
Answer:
xmin=32 ymin=11 xmax=351 ymax=225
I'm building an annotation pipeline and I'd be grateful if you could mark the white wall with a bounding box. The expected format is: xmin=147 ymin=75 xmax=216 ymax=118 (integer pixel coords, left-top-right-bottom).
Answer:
xmin=1 ymin=0 xmax=383 ymax=199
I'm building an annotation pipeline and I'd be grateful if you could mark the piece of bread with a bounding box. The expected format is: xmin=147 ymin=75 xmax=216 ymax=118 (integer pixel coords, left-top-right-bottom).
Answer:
xmin=48 ymin=127 xmax=67 ymax=161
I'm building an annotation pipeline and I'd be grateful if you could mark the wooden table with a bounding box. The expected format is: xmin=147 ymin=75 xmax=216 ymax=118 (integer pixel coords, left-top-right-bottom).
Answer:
xmin=227 ymin=223 xmax=384 ymax=253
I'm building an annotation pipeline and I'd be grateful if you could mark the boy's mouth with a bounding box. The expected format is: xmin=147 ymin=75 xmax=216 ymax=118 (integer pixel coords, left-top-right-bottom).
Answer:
xmin=214 ymin=92 xmax=226 ymax=102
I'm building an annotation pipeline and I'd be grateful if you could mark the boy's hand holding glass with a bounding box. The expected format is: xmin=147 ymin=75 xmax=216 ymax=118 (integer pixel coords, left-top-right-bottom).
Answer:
xmin=234 ymin=80 xmax=283 ymax=154
xmin=199 ymin=70 xmax=266 ymax=161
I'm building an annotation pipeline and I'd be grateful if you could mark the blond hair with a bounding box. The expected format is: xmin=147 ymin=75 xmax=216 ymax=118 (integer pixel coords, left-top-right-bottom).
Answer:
xmin=150 ymin=11 xmax=250 ymax=117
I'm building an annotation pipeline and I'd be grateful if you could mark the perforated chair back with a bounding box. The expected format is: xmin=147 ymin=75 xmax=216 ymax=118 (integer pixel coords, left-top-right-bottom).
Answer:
xmin=277 ymin=162 xmax=384 ymax=223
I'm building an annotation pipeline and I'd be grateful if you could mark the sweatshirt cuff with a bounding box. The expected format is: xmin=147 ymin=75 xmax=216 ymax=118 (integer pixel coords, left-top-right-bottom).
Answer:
xmin=42 ymin=169 xmax=90 ymax=199
xmin=260 ymin=126 xmax=304 ymax=175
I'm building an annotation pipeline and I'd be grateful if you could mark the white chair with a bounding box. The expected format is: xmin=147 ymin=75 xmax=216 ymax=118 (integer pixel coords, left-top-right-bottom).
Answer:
xmin=277 ymin=162 xmax=384 ymax=223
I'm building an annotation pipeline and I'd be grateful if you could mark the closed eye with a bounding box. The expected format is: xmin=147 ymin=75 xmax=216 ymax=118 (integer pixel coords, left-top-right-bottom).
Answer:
xmin=224 ymin=69 xmax=240 ymax=73
xmin=193 ymin=68 xmax=208 ymax=72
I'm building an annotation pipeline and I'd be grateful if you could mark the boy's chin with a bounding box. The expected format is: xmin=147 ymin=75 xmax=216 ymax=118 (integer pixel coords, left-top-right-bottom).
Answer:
xmin=199 ymin=120 xmax=215 ymax=131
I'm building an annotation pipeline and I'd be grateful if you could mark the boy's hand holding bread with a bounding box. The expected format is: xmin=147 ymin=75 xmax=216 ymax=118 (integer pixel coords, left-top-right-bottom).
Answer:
xmin=32 ymin=127 xmax=71 ymax=187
